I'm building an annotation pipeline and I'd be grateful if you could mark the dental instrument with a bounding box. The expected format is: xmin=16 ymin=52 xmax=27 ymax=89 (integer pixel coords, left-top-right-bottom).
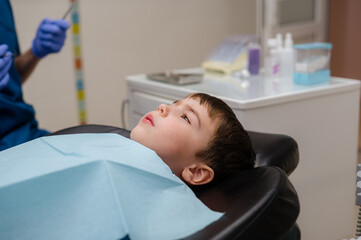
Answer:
xmin=62 ymin=0 xmax=77 ymax=19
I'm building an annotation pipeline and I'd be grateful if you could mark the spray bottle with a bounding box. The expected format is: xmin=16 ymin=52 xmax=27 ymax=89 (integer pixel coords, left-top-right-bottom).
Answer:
xmin=280 ymin=33 xmax=295 ymax=80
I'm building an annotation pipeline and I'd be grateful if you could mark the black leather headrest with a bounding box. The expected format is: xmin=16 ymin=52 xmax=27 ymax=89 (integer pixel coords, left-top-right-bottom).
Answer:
xmin=248 ymin=131 xmax=299 ymax=175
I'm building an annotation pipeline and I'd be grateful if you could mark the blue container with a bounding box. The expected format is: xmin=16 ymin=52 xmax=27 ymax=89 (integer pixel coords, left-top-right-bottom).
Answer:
xmin=293 ymin=43 xmax=332 ymax=85
xmin=293 ymin=70 xmax=330 ymax=85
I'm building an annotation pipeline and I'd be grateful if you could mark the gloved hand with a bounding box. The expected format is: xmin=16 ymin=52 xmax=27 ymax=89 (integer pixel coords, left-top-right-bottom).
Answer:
xmin=0 ymin=44 xmax=12 ymax=90
xmin=32 ymin=18 xmax=70 ymax=58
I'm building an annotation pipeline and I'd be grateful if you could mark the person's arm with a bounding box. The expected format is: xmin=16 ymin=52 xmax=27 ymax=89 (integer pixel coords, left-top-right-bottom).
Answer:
xmin=14 ymin=49 xmax=40 ymax=84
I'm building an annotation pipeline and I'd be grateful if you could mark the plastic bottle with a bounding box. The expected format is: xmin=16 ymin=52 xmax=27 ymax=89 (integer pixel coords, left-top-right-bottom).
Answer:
xmin=276 ymin=33 xmax=283 ymax=51
xmin=264 ymin=38 xmax=281 ymax=79
xmin=280 ymin=33 xmax=295 ymax=80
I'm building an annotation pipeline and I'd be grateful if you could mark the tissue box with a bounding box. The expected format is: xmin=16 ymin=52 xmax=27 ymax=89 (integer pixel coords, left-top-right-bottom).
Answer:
xmin=293 ymin=42 xmax=332 ymax=85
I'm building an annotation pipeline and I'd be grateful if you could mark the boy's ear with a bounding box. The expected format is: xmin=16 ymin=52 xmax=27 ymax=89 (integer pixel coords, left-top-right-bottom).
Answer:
xmin=181 ymin=163 xmax=214 ymax=185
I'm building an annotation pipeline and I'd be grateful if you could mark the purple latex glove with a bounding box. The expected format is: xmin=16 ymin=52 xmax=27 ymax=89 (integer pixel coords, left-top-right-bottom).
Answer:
xmin=0 ymin=44 xmax=12 ymax=90
xmin=32 ymin=18 xmax=70 ymax=58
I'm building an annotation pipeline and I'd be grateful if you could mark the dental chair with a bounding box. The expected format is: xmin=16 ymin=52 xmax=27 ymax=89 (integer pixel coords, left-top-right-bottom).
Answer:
xmin=50 ymin=124 xmax=300 ymax=240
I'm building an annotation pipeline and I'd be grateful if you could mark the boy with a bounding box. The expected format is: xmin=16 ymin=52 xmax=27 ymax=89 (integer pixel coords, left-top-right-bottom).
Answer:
xmin=0 ymin=92 xmax=255 ymax=239
xmin=131 ymin=92 xmax=255 ymax=186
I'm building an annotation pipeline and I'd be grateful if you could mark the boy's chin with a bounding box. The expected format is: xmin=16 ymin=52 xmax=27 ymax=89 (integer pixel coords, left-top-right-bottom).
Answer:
xmin=129 ymin=128 xmax=137 ymax=141
xmin=130 ymin=126 xmax=145 ymax=143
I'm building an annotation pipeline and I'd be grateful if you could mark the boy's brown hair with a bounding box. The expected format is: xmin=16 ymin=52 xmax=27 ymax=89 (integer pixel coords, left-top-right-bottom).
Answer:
xmin=187 ymin=93 xmax=255 ymax=182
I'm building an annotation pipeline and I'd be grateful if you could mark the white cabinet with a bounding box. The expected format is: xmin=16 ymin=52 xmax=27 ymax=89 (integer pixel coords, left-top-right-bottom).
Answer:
xmin=126 ymin=68 xmax=360 ymax=239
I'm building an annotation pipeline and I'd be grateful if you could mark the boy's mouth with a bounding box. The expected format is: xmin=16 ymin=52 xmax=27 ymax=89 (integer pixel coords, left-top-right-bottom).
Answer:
xmin=142 ymin=114 xmax=154 ymax=126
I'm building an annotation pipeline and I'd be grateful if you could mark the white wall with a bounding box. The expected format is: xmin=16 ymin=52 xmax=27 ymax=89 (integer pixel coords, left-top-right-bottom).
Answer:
xmin=11 ymin=0 xmax=256 ymax=131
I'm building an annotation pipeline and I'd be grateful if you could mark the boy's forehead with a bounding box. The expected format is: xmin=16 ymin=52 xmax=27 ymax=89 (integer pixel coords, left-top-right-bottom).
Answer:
xmin=173 ymin=97 xmax=205 ymax=111
xmin=173 ymin=96 xmax=201 ymax=105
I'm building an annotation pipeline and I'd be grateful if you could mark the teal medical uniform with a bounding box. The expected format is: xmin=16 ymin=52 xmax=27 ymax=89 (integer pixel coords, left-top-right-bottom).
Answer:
xmin=0 ymin=0 xmax=49 ymax=151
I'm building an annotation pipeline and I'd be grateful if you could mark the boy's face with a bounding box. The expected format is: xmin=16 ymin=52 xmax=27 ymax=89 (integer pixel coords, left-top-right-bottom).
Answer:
xmin=130 ymin=97 xmax=217 ymax=178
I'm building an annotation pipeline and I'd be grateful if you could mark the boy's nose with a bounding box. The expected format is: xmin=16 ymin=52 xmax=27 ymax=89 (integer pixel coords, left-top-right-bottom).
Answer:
xmin=157 ymin=104 xmax=169 ymax=117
